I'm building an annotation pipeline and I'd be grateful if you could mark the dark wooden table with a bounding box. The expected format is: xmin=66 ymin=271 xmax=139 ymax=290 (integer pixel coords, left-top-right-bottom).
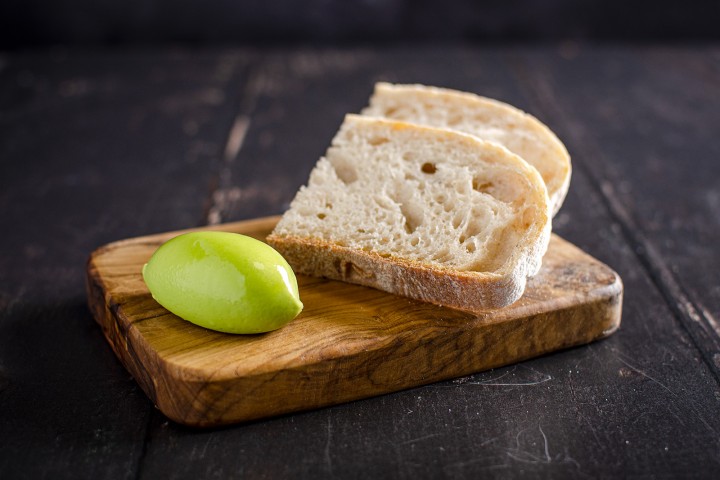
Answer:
xmin=1 ymin=45 xmax=719 ymax=479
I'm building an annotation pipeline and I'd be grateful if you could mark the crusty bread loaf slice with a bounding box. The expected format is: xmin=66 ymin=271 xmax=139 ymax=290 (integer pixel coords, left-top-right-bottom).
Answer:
xmin=267 ymin=114 xmax=551 ymax=311
xmin=362 ymin=82 xmax=571 ymax=216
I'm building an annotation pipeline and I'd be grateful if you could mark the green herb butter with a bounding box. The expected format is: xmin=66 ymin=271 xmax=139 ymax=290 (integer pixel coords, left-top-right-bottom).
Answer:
xmin=142 ymin=231 xmax=303 ymax=334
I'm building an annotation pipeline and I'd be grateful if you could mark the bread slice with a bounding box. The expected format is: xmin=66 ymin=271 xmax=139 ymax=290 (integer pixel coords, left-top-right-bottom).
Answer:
xmin=267 ymin=114 xmax=551 ymax=311
xmin=362 ymin=82 xmax=571 ymax=216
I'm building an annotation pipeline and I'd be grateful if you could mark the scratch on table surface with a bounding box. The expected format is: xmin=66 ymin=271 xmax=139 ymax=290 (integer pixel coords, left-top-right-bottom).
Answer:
xmin=467 ymin=366 xmax=553 ymax=386
xmin=190 ymin=436 xmax=213 ymax=460
xmin=665 ymin=402 xmax=688 ymax=428
xmin=539 ymin=425 xmax=550 ymax=462
xmin=206 ymin=112 xmax=250 ymax=225
xmin=699 ymin=304 xmax=720 ymax=337
xmin=469 ymin=376 xmax=552 ymax=387
xmin=506 ymin=424 xmax=552 ymax=465
xmin=613 ymin=352 xmax=673 ymax=395
xmin=399 ymin=432 xmax=444 ymax=445
xmin=223 ymin=114 xmax=250 ymax=162
xmin=683 ymin=298 xmax=707 ymax=326
xmin=324 ymin=415 xmax=333 ymax=476
xmin=435 ymin=365 xmax=553 ymax=388
xmin=613 ymin=349 xmax=718 ymax=435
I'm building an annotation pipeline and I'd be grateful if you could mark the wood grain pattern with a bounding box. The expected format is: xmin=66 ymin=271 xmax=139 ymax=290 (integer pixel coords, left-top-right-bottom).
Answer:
xmin=86 ymin=216 xmax=622 ymax=427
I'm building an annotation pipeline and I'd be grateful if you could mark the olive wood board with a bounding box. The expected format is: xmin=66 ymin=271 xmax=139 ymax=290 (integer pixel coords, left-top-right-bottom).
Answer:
xmin=86 ymin=215 xmax=623 ymax=428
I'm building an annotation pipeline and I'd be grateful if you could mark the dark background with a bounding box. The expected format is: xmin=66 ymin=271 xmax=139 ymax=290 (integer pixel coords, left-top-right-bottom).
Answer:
xmin=2 ymin=0 xmax=720 ymax=49
xmin=2 ymin=2 xmax=720 ymax=479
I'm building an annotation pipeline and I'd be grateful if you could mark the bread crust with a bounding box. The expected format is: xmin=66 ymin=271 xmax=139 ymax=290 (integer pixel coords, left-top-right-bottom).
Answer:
xmin=266 ymin=233 xmax=528 ymax=311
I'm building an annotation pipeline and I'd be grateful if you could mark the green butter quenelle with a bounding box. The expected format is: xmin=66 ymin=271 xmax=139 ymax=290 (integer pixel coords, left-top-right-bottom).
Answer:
xmin=142 ymin=231 xmax=303 ymax=334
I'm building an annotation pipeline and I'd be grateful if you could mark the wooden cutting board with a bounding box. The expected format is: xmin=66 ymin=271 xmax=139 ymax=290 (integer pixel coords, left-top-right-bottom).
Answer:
xmin=86 ymin=216 xmax=622 ymax=428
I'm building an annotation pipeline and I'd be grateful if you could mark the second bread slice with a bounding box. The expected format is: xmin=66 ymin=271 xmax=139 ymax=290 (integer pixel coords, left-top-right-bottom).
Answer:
xmin=362 ymin=82 xmax=571 ymax=216
xmin=267 ymin=114 xmax=551 ymax=311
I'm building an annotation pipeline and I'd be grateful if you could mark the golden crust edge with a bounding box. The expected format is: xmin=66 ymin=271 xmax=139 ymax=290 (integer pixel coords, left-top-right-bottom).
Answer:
xmin=266 ymin=233 xmax=530 ymax=312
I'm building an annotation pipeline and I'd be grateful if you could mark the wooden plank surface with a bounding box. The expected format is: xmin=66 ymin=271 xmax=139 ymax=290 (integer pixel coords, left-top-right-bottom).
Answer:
xmin=2 ymin=46 xmax=720 ymax=479
xmin=509 ymin=46 xmax=720 ymax=382
xmin=87 ymin=216 xmax=621 ymax=427
xmin=0 ymin=50 xmax=254 ymax=478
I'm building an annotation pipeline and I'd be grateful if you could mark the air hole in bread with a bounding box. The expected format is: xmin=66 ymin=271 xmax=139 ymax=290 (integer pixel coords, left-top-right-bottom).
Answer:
xmin=335 ymin=166 xmax=357 ymax=184
xmin=399 ymin=202 xmax=423 ymax=234
xmin=452 ymin=211 xmax=464 ymax=229
xmin=402 ymin=152 xmax=414 ymax=162
xmin=472 ymin=174 xmax=517 ymax=203
xmin=464 ymin=219 xmax=483 ymax=239
xmin=421 ymin=162 xmax=437 ymax=174
xmin=409 ymin=237 xmax=419 ymax=247
xmin=368 ymin=137 xmax=390 ymax=146
xmin=329 ymin=154 xmax=358 ymax=185
xmin=317 ymin=213 xmax=326 ymax=219
xmin=384 ymin=107 xmax=399 ymax=116
xmin=472 ymin=178 xmax=494 ymax=193
xmin=465 ymin=242 xmax=477 ymax=253
xmin=454 ymin=181 xmax=468 ymax=195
